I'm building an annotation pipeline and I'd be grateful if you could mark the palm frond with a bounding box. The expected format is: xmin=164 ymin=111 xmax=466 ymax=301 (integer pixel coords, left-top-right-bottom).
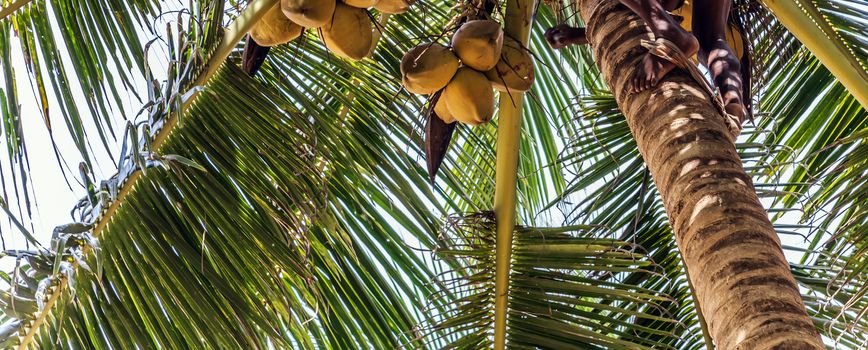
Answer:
xmin=420 ymin=213 xmax=684 ymax=349
xmin=734 ymin=1 xmax=868 ymax=340
xmin=3 ymin=55 xmax=458 ymax=347
xmin=0 ymin=0 xmax=863 ymax=348
xmin=1 ymin=2 xmax=448 ymax=347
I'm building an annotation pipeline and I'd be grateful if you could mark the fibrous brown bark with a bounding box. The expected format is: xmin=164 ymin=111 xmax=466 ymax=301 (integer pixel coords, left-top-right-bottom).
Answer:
xmin=575 ymin=1 xmax=823 ymax=348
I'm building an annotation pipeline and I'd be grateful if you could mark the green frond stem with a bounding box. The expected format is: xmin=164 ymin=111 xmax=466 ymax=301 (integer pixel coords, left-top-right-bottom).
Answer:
xmin=762 ymin=0 xmax=868 ymax=108
xmin=0 ymin=0 xmax=32 ymax=20
xmin=493 ymin=0 xmax=534 ymax=349
xmin=17 ymin=277 xmax=67 ymax=350
xmin=90 ymin=0 xmax=278 ymax=239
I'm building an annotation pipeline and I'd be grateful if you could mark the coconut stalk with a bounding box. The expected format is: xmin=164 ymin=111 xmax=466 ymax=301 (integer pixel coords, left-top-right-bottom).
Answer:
xmin=761 ymin=0 xmax=868 ymax=109
xmin=15 ymin=1 xmax=278 ymax=347
xmin=492 ymin=0 xmax=533 ymax=349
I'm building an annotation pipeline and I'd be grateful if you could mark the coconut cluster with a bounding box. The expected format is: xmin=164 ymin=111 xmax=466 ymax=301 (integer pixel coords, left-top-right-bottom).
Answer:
xmin=400 ymin=20 xmax=535 ymax=126
xmin=249 ymin=0 xmax=416 ymax=61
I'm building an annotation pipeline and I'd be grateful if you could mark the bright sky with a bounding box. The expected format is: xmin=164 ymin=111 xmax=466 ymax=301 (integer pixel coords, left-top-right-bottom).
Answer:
xmin=0 ymin=2 xmax=169 ymax=266
xmin=4 ymin=41 xmax=107 ymax=247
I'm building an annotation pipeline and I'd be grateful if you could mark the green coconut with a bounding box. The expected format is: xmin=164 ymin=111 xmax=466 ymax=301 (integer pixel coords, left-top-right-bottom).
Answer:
xmin=451 ymin=20 xmax=503 ymax=71
xmin=320 ymin=3 xmax=374 ymax=60
xmin=401 ymin=43 xmax=460 ymax=94
xmin=485 ymin=37 xmax=535 ymax=92
xmin=442 ymin=67 xmax=495 ymax=126
xmin=249 ymin=5 xmax=303 ymax=47
xmin=281 ymin=0 xmax=336 ymax=28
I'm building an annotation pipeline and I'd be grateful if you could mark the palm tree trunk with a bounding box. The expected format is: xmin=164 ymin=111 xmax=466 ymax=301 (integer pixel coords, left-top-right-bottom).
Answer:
xmin=574 ymin=1 xmax=823 ymax=348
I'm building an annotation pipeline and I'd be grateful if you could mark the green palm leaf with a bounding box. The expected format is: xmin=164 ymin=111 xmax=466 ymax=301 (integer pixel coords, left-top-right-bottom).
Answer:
xmin=0 ymin=0 xmax=865 ymax=349
xmin=421 ymin=213 xmax=684 ymax=349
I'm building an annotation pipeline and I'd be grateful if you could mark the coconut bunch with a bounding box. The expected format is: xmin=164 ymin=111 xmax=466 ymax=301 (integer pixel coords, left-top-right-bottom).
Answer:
xmin=243 ymin=0 xmax=416 ymax=75
xmin=400 ymin=17 xmax=535 ymax=181
xmin=402 ymin=19 xmax=535 ymax=126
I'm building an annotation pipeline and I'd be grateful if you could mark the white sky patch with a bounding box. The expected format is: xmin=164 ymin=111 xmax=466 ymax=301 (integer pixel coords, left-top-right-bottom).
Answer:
xmin=0 ymin=1 xmax=177 ymax=271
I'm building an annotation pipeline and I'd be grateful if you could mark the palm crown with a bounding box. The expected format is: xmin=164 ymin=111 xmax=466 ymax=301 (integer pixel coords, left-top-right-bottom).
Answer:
xmin=0 ymin=0 xmax=864 ymax=349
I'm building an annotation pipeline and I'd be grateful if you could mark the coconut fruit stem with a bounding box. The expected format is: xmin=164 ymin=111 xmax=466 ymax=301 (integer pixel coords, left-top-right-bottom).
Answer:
xmin=492 ymin=1 xmax=533 ymax=349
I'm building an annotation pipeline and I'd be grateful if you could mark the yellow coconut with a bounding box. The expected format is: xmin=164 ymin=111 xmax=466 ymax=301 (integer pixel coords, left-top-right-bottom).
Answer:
xmin=344 ymin=0 xmax=380 ymax=8
xmin=374 ymin=0 xmax=414 ymax=14
xmin=485 ymin=37 xmax=534 ymax=92
xmin=281 ymin=0 xmax=336 ymax=28
xmin=249 ymin=5 xmax=303 ymax=47
xmin=442 ymin=67 xmax=495 ymax=126
xmin=401 ymin=43 xmax=460 ymax=94
xmin=451 ymin=20 xmax=503 ymax=71
xmin=433 ymin=97 xmax=456 ymax=124
xmin=320 ymin=3 xmax=374 ymax=60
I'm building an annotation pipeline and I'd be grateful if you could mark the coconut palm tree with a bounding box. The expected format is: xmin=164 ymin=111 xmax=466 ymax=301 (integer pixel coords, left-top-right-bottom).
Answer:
xmin=0 ymin=0 xmax=864 ymax=349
